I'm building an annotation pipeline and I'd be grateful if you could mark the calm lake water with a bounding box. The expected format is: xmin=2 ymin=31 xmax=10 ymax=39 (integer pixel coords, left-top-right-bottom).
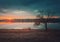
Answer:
xmin=0 ymin=22 xmax=60 ymax=29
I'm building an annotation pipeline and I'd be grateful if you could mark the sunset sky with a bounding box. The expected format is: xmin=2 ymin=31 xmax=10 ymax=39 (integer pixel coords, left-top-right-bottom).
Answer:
xmin=0 ymin=0 xmax=60 ymax=29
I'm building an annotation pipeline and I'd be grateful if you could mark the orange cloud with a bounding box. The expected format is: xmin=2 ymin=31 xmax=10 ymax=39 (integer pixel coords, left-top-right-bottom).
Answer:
xmin=0 ymin=16 xmax=36 ymax=20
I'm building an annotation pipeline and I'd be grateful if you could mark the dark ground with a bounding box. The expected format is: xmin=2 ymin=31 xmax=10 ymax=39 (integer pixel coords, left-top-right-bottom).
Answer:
xmin=0 ymin=29 xmax=60 ymax=42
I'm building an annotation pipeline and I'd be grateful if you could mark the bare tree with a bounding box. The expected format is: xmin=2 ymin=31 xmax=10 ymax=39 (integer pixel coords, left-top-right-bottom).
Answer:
xmin=35 ymin=9 xmax=56 ymax=31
